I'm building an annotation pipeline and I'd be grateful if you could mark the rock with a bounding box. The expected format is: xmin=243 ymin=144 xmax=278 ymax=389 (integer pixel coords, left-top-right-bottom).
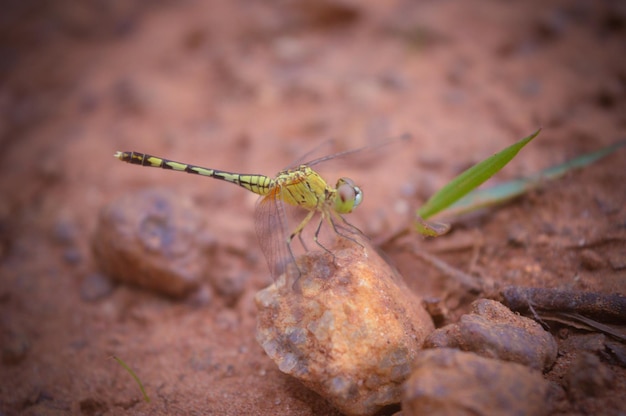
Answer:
xmin=255 ymin=240 xmax=434 ymax=416
xmin=402 ymin=348 xmax=551 ymax=416
xmin=92 ymin=189 xmax=216 ymax=298
xmin=424 ymin=299 xmax=557 ymax=371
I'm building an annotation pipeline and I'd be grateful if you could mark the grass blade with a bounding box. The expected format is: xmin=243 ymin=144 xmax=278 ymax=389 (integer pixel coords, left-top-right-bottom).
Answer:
xmin=417 ymin=129 xmax=541 ymax=220
xmin=111 ymin=356 xmax=151 ymax=403
xmin=440 ymin=139 xmax=626 ymax=217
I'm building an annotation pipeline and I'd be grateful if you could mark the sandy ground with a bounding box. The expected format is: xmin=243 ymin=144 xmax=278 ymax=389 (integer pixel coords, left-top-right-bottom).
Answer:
xmin=1 ymin=0 xmax=625 ymax=414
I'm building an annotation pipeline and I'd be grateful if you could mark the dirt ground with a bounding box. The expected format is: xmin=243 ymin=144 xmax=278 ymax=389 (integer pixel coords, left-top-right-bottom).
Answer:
xmin=1 ymin=0 xmax=625 ymax=415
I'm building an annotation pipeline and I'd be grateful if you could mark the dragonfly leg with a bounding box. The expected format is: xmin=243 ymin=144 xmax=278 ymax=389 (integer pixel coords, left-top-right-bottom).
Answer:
xmin=297 ymin=231 xmax=309 ymax=252
xmin=313 ymin=214 xmax=335 ymax=259
xmin=287 ymin=210 xmax=316 ymax=288
xmin=329 ymin=213 xmax=366 ymax=250
xmin=284 ymin=239 xmax=303 ymax=289
xmin=288 ymin=210 xmax=316 ymax=247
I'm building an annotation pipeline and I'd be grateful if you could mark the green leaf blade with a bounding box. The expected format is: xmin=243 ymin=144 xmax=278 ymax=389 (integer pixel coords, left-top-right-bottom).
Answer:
xmin=441 ymin=139 xmax=626 ymax=217
xmin=417 ymin=128 xmax=541 ymax=220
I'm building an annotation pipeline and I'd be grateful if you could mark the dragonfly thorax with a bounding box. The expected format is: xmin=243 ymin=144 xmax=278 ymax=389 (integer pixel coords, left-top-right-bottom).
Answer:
xmin=272 ymin=166 xmax=335 ymax=211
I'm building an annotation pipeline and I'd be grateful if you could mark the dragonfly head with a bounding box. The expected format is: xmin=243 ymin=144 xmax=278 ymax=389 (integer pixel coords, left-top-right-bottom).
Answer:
xmin=334 ymin=177 xmax=363 ymax=214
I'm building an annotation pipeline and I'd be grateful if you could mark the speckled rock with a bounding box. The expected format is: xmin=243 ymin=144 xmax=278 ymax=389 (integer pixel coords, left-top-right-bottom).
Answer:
xmin=92 ymin=188 xmax=216 ymax=297
xmin=424 ymin=299 xmax=557 ymax=371
xmin=255 ymin=240 xmax=434 ymax=416
xmin=402 ymin=348 xmax=551 ymax=416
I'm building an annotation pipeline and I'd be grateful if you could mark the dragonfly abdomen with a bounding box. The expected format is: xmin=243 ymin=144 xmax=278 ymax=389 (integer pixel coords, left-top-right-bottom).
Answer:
xmin=114 ymin=151 xmax=272 ymax=196
xmin=218 ymin=172 xmax=272 ymax=196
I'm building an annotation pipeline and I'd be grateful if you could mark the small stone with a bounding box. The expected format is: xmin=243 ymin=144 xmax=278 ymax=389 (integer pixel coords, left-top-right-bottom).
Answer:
xmin=92 ymin=189 xmax=216 ymax=298
xmin=80 ymin=272 xmax=115 ymax=302
xmin=216 ymin=309 xmax=240 ymax=331
xmin=2 ymin=329 xmax=30 ymax=365
xmin=255 ymin=239 xmax=434 ymax=416
xmin=63 ymin=247 xmax=83 ymax=265
xmin=51 ymin=216 xmax=80 ymax=246
xmin=579 ymin=249 xmax=605 ymax=270
xmin=402 ymin=349 xmax=551 ymax=416
xmin=507 ymin=224 xmax=529 ymax=247
xmin=607 ymin=250 xmax=626 ymax=270
xmin=186 ymin=284 xmax=214 ymax=308
xmin=52 ymin=218 xmax=78 ymax=245
xmin=424 ymin=299 xmax=557 ymax=371
xmin=559 ymin=333 xmax=607 ymax=355
xmin=564 ymin=352 xmax=613 ymax=398
xmin=79 ymin=398 xmax=109 ymax=415
xmin=605 ymin=340 xmax=626 ymax=367
xmin=212 ymin=271 xmax=248 ymax=307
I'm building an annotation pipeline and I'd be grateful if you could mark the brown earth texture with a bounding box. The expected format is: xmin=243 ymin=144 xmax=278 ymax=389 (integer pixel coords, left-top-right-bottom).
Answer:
xmin=1 ymin=0 xmax=626 ymax=415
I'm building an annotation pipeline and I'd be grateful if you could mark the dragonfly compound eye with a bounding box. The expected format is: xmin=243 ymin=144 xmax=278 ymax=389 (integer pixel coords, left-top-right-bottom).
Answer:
xmin=335 ymin=177 xmax=362 ymax=213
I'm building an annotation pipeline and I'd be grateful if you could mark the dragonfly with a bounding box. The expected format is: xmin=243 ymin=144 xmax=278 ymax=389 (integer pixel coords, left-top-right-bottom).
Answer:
xmin=113 ymin=141 xmax=384 ymax=284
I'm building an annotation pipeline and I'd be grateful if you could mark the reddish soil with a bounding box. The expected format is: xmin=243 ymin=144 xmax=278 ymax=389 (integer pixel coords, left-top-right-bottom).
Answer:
xmin=1 ymin=1 xmax=625 ymax=415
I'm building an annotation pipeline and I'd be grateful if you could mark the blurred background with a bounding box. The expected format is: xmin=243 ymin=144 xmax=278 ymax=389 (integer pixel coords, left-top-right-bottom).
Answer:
xmin=1 ymin=0 xmax=624 ymax=414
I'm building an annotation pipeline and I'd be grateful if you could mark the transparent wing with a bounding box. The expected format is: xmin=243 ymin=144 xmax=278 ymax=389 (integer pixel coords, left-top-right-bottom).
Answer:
xmin=284 ymin=134 xmax=410 ymax=173
xmin=254 ymin=189 xmax=296 ymax=281
xmin=285 ymin=139 xmax=336 ymax=169
xmin=305 ymin=133 xmax=411 ymax=169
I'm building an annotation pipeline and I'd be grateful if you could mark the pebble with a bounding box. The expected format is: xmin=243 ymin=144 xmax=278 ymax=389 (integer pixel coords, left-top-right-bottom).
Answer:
xmin=186 ymin=284 xmax=214 ymax=308
xmin=51 ymin=218 xmax=78 ymax=245
xmin=80 ymin=272 xmax=115 ymax=302
xmin=579 ymin=249 xmax=605 ymax=270
xmin=564 ymin=352 xmax=614 ymax=398
xmin=212 ymin=271 xmax=248 ymax=307
xmin=605 ymin=339 xmax=626 ymax=367
xmin=92 ymin=189 xmax=216 ymax=298
xmin=402 ymin=349 xmax=551 ymax=416
xmin=559 ymin=333 xmax=607 ymax=355
xmin=63 ymin=248 xmax=83 ymax=265
xmin=424 ymin=299 xmax=557 ymax=371
xmin=607 ymin=250 xmax=626 ymax=270
xmin=1 ymin=329 xmax=30 ymax=365
xmin=255 ymin=240 xmax=434 ymax=416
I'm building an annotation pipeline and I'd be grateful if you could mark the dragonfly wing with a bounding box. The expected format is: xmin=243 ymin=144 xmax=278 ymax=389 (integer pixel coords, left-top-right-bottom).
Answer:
xmin=254 ymin=189 xmax=295 ymax=281
xmin=305 ymin=133 xmax=411 ymax=169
